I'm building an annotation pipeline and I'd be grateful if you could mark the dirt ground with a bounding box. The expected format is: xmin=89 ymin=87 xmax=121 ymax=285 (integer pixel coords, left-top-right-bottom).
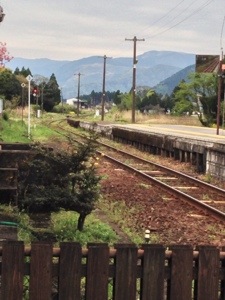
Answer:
xmin=96 ymin=155 xmax=225 ymax=248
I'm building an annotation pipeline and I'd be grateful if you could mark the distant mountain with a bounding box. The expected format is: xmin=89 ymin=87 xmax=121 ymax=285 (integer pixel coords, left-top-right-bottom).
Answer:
xmin=7 ymin=50 xmax=195 ymax=98
xmin=154 ymin=64 xmax=195 ymax=95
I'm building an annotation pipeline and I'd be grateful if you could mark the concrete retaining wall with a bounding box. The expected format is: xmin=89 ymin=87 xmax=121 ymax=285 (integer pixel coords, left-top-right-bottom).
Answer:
xmin=77 ymin=121 xmax=225 ymax=180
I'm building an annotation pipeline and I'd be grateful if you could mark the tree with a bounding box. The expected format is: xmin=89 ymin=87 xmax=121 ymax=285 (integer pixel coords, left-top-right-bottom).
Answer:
xmin=0 ymin=42 xmax=13 ymax=67
xmin=113 ymin=90 xmax=122 ymax=105
xmin=43 ymin=73 xmax=60 ymax=111
xmin=137 ymin=90 xmax=161 ymax=112
xmin=171 ymin=73 xmax=218 ymax=125
xmin=0 ymin=68 xmax=21 ymax=100
xmin=18 ymin=135 xmax=101 ymax=231
xmin=117 ymin=92 xmax=132 ymax=111
xmin=14 ymin=67 xmax=32 ymax=78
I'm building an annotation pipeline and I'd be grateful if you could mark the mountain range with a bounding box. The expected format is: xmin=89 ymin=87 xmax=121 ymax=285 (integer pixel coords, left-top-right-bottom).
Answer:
xmin=7 ymin=50 xmax=196 ymax=99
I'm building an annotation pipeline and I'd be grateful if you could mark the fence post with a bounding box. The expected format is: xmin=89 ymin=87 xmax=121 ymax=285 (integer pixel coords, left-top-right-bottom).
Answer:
xmin=140 ymin=244 xmax=165 ymax=300
xmin=58 ymin=242 xmax=82 ymax=300
xmin=29 ymin=241 xmax=53 ymax=300
xmin=197 ymin=245 xmax=220 ymax=300
xmin=85 ymin=243 xmax=109 ymax=300
xmin=1 ymin=241 xmax=24 ymax=300
xmin=113 ymin=244 xmax=138 ymax=300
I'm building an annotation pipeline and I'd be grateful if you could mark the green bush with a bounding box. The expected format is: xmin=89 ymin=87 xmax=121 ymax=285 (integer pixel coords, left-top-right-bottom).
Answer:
xmin=52 ymin=103 xmax=77 ymax=114
xmin=2 ymin=111 xmax=9 ymax=121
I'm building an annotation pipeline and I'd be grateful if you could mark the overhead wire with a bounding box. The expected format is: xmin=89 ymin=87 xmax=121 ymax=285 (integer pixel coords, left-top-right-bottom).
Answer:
xmin=143 ymin=0 xmax=197 ymax=38
xmin=143 ymin=0 xmax=215 ymax=40
xmin=140 ymin=0 xmax=186 ymax=35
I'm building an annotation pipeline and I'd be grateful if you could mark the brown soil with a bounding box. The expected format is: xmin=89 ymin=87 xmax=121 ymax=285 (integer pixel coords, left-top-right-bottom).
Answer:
xmin=96 ymin=155 xmax=225 ymax=248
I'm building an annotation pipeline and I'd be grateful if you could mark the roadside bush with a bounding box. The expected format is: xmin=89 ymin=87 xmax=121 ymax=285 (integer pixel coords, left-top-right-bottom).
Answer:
xmin=52 ymin=103 xmax=77 ymax=114
xmin=2 ymin=111 xmax=9 ymax=121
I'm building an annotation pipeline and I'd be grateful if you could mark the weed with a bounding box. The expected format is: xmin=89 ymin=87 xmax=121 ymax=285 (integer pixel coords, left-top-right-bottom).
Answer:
xmin=138 ymin=183 xmax=151 ymax=189
xmin=204 ymin=173 xmax=212 ymax=183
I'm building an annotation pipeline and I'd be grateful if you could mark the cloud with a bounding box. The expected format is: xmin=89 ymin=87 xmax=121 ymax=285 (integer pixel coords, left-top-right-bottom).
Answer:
xmin=0 ymin=0 xmax=224 ymax=60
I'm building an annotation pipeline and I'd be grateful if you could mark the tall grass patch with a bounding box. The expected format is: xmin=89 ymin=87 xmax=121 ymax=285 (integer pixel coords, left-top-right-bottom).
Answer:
xmin=0 ymin=118 xmax=29 ymax=142
xmin=51 ymin=210 xmax=118 ymax=246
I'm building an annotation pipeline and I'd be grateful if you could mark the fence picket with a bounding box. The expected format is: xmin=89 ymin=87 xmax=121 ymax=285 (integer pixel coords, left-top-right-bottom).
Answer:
xmin=29 ymin=242 xmax=53 ymax=300
xmin=85 ymin=243 xmax=109 ymax=300
xmin=169 ymin=245 xmax=193 ymax=300
xmin=113 ymin=244 xmax=138 ymax=300
xmin=140 ymin=244 xmax=165 ymax=300
xmin=197 ymin=246 xmax=220 ymax=300
xmin=0 ymin=241 xmax=24 ymax=300
xmin=58 ymin=242 xmax=82 ymax=300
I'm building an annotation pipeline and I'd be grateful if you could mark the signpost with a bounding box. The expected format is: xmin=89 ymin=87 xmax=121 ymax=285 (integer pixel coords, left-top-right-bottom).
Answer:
xmin=26 ymin=75 xmax=33 ymax=139
xmin=21 ymin=83 xmax=26 ymax=124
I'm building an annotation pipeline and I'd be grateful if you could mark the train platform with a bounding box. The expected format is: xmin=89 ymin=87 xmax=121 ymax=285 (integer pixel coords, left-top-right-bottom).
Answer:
xmin=112 ymin=124 xmax=225 ymax=145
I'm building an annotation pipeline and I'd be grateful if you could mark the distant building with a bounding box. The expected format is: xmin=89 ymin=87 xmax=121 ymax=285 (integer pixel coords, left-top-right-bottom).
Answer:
xmin=66 ymin=98 xmax=88 ymax=108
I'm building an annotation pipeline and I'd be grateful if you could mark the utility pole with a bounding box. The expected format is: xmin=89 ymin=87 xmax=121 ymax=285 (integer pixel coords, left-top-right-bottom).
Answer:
xmin=125 ymin=36 xmax=145 ymax=123
xmin=101 ymin=55 xmax=112 ymax=121
xmin=217 ymin=49 xmax=224 ymax=135
xmin=75 ymin=73 xmax=82 ymax=117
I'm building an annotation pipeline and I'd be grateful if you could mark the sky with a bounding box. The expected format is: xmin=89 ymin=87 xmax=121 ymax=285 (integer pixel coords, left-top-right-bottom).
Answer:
xmin=0 ymin=0 xmax=225 ymax=61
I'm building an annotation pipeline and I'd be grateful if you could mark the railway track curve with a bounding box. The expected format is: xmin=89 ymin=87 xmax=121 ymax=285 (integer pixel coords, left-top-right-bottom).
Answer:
xmin=47 ymin=119 xmax=225 ymax=224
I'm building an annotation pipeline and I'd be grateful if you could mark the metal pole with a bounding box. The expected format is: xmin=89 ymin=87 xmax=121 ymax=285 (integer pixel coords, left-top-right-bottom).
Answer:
xmin=21 ymin=83 xmax=26 ymax=125
xmin=26 ymin=75 xmax=33 ymax=139
xmin=28 ymin=82 xmax=31 ymax=139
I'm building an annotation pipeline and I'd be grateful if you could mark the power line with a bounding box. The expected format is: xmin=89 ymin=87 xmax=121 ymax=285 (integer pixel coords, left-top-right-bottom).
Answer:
xmin=144 ymin=0 xmax=215 ymax=40
xmin=140 ymin=0 xmax=186 ymax=35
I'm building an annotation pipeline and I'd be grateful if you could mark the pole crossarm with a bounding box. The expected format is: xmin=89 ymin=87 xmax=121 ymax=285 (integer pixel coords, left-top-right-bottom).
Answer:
xmin=125 ymin=36 xmax=145 ymax=123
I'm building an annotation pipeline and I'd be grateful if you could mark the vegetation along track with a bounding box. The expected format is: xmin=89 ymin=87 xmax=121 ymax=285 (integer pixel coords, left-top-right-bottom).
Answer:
xmin=47 ymin=118 xmax=225 ymax=224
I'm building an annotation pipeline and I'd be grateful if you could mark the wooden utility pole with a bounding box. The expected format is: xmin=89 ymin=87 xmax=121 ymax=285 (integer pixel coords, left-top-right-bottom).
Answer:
xmin=217 ymin=50 xmax=224 ymax=135
xmin=101 ymin=55 xmax=112 ymax=121
xmin=125 ymin=36 xmax=145 ymax=123
xmin=75 ymin=73 xmax=82 ymax=117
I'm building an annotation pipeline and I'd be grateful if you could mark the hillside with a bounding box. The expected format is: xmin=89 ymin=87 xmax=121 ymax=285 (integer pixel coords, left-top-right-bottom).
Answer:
xmin=7 ymin=50 xmax=195 ymax=98
xmin=154 ymin=64 xmax=195 ymax=95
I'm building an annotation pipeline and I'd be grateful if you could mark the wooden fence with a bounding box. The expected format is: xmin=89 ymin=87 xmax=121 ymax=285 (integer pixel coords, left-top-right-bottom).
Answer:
xmin=0 ymin=241 xmax=225 ymax=300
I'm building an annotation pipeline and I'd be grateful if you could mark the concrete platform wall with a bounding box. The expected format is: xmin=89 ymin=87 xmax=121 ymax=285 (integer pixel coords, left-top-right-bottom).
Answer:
xmin=79 ymin=121 xmax=225 ymax=180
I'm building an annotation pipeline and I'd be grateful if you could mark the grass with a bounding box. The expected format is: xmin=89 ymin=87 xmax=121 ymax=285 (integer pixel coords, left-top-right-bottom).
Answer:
xmin=0 ymin=204 xmax=119 ymax=246
xmin=96 ymin=197 xmax=147 ymax=245
xmin=0 ymin=119 xmax=30 ymax=142
xmin=51 ymin=210 xmax=118 ymax=246
xmin=0 ymin=109 xmax=66 ymax=143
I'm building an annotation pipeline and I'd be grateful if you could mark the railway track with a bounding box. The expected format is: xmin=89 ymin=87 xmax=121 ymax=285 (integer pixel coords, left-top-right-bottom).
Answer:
xmin=48 ymin=119 xmax=225 ymax=223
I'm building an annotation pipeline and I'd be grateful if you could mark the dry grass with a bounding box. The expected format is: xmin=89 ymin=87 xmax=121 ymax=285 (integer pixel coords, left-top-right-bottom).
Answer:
xmin=109 ymin=110 xmax=202 ymax=126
